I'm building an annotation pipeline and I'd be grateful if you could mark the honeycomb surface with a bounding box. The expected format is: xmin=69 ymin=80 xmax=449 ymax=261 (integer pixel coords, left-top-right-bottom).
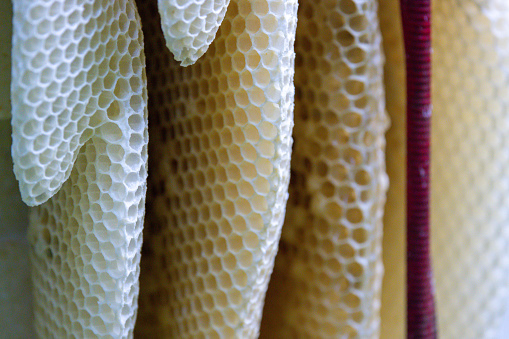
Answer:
xmin=135 ymin=0 xmax=297 ymax=336
xmin=432 ymin=1 xmax=509 ymax=337
xmin=378 ymin=0 xmax=405 ymax=337
xmin=260 ymin=0 xmax=388 ymax=337
xmin=0 ymin=0 xmax=11 ymax=119
xmin=12 ymin=0 xmax=147 ymax=207
xmin=158 ymin=0 xmax=231 ymax=66
xmin=0 ymin=119 xmax=34 ymax=339
xmin=11 ymin=0 xmax=149 ymax=337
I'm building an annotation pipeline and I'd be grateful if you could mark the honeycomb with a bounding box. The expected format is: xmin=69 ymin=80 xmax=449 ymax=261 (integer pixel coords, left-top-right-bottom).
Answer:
xmin=378 ymin=0 xmax=405 ymax=337
xmin=158 ymin=0 xmax=231 ymax=66
xmin=0 ymin=119 xmax=34 ymax=338
xmin=11 ymin=0 xmax=149 ymax=337
xmin=260 ymin=0 xmax=389 ymax=337
xmin=12 ymin=0 xmax=147 ymax=207
xmin=432 ymin=1 xmax=509 ymax=337
xmin=135 ymin=0 xmax=297 ymax=336
xmin=0 ymin=0 xmax=11 ymax=119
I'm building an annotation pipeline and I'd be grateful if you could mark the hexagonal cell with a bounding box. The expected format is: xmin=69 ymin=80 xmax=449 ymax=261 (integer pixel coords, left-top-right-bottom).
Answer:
xmin=260 ymin=0 xmax=387 ymax=337
xmin=136 ymin=0 xmax=298 ymax=336
xmin=13 ymin=0 xmax=148 ymax=337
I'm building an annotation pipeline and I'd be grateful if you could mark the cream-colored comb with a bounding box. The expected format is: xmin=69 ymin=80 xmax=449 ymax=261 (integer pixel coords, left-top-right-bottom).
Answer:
xmin=135 ymin=0 xmax=298 ymax=336
xmin=260 ymin=0 xmax=388 ymax=337
xmin=432 ymin=1 xmax=509 ymax=337
xmin=11 ymin=0 xmax=148 ymax=337
xmin=158 ymin=0 xmax=231 ymax=66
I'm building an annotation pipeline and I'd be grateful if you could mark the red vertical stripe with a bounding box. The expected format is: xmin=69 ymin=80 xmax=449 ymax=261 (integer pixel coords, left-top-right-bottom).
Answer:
xmin=400 ymin=1 xmax=437 ymax=338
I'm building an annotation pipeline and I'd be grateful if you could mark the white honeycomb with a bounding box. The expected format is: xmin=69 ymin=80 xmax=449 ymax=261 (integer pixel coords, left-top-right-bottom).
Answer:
xmin=432 ymin=1 xmax=509 ymax=338
xmin=378 ymin=0 xmax=405 ymax=337
xmin=158 ymin=0 xmax=231 ymax=66
xmin=12 ymin=0 xmax=147 ymax=207
xmin=260 ymin=0 xmax=388 ymax=337
xmin=135 ymin=0 xmax=297 ymax=336
xmin=0 ymin=0 xmax=11 ymax=119
xmin=0 ymin=118 xmax=34 ymax=338
xmin=11 ymin=0 xmax=149 ymax=337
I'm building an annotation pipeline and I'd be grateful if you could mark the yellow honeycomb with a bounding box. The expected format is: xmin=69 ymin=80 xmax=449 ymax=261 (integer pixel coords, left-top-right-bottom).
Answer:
xmin=11 ymin=0 xmax=149 ymax=337
xmin=135 ymin=0 xmax=297 ymax=336
xmin=432 ymin=1 xmax=509 ymax=337
xmin=260 ymin=0 xmax=388 ymax=337
xmin=158 ymin=0 xmax=231 ymax=66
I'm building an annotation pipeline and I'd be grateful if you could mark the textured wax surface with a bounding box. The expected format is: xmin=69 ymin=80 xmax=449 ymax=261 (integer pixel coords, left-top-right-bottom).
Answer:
xmin=260 ymin=0 xmax=388 ymax=337
xmin=432 ymin=1 xmax=509 ymax=337
xmin=0 ymin=120 xmax=34 ymax=339
xmin=12 ymin=0 xmax=147 ymax=207
xmin=12 ymin=0 xmax=149 ymax=337
xmin=158 ymin=0 xmax=231 ymax=66
xmin=0 ymin=0 xmax=11 ymax=119
xmin=135 ymin=0 xmax=297 ymax=336
xmin=378 ymin=0 xmax=405 ymax=337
